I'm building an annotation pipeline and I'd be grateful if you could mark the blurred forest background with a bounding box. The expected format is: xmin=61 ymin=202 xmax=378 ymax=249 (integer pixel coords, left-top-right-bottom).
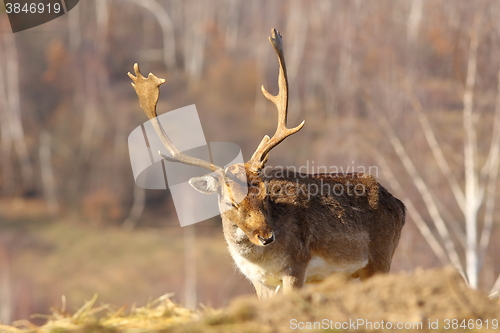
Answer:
xmin=0 ymin=0 xmax=500 ymax=325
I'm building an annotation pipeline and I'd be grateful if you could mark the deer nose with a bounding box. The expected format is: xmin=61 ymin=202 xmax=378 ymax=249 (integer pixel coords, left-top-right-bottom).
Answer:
xmin=258 ymin=232 xmax=275 ymax=246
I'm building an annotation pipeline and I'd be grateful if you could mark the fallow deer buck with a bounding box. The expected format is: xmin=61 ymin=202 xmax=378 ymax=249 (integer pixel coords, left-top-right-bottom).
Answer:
xmin=129 ymin=29 xmax=406 ymax=299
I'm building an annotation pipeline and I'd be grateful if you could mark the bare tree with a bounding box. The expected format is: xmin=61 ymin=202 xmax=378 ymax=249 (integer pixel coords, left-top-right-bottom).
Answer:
xmin=67 ymin=0 xmax=81 ymax=51
xmin=285 ymin=0 xmax=308 ymax=120
xmin=0 ymin=32 xmax=33 ymax=192
xmin=371 ymin=12 xmax=500 ymax=290
xmin=0 ymin=36 xmax=14 ymax=194
xmin=39 ymin=131 xmax=59 ymax=216
xmin=123 ymin=0 xmax=176 ymax=70
xmin=184 ymin=225 xmax=197 ymax=309
xmin=0 ymin=244 xmax=12 ymax=325
xmin=224 ymin=0 xmax=240 ymax=50
xmin=407 ymin=0 xmax=423 ymax=43
xmin=121 ymin=185 xmax=145 ymax=230
xmin=182 ymin=0 xmax=210 ymax=79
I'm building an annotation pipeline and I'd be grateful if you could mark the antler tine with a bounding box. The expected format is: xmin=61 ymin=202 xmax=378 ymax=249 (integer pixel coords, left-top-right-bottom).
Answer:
xmin=249 ymin=29 xmax=305 ymax=172
xmin=128 ymin=63 xmax=224 ymax=174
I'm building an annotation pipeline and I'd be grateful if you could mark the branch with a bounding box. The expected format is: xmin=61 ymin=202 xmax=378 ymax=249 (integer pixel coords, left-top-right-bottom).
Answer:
xmin=372 ymin=152 xmax=449 ymax=265
xmin=491 ymin=273 xmax=500 ymax=297
xmin=373 ymin=103 xmax=465 ymax=276
xmin=123 ymin=0 xmax=176 ymax=69
xmin=403 ymin=79 xmax=466 ymax=210
xmin=481 ymin=55 xmax=500 ymax=182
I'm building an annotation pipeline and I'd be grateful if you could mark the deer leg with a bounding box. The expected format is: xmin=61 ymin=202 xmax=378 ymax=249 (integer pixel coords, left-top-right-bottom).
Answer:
xmin=252 ymin=281 xmax=276 ymax=300
xmin=355 ymin=259 xmax=391 ymax=280
xmin=282 ymin=269 xmax=306 ymax=294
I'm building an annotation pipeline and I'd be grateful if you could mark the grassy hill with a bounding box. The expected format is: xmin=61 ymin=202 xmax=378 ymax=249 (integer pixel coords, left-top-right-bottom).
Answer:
xmin=1 ymin=267 xmax=499 ymax=332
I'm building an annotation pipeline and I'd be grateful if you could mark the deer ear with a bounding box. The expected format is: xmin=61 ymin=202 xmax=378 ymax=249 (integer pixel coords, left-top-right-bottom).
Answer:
xmin=189 ymin=175 xmax=220 ymax=194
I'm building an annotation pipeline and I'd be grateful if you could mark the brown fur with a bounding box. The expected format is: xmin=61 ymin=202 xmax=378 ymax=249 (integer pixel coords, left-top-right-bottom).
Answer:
xmin=205 ymin=164 xmax=406 ymax=298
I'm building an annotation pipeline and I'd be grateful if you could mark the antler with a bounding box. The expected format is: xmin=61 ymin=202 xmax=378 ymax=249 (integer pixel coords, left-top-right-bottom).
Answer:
xmin=248 ymin=29 xmax=305 ymax=172
xmin=128 ymin=63 xmax=224 ymax=174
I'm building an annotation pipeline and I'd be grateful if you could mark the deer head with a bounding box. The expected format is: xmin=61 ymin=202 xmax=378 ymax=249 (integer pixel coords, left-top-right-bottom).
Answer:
xmin=128 ymin=29 xmax=304 ymax=246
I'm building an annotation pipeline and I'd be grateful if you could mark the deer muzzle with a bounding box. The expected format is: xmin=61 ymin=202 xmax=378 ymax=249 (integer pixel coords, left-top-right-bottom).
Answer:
xmin=257 ymin=231 xmax=275 ymax=246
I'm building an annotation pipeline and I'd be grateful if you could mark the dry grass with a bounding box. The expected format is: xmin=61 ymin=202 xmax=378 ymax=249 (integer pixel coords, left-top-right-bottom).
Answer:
xmin=2 ymin=267 xmax=499 ymax=333
xmin=3 ymin=217 xmax=252 ymax=324
xmin=0 ymin=294 xmax=197 ymax=333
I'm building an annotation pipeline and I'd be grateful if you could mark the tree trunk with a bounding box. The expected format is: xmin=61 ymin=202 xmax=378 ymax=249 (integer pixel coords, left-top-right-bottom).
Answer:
xmin=39 ymin=131 xmax=59 ymax=216
xmin=462 ymin=13 xmax=481 ymax=289
xmin=121 ymin=185 xmax=145 ymax=230
xmin=3 ymin=33 xmax=34 ymax=193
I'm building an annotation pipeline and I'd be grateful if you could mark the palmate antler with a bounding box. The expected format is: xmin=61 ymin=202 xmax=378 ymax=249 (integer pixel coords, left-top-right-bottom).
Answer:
xmin=129 ymin=29 xmax=304 ymax=177
xmin=248 ymin=29 xmax=305 ymax=172
xmin=128 ymin=63 xmax=224 ymax=175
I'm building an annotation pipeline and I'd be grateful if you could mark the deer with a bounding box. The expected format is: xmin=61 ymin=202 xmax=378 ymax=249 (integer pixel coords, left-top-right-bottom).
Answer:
xmin=128 ymin=29 xmax=406 ymax=300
